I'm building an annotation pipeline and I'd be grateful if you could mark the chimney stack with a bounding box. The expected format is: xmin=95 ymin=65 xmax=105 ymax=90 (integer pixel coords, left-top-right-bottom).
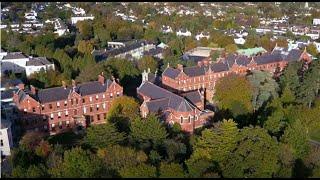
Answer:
xmin=98 ymin=72 xmax=105 ymax=85
xmin=177 ymin=64 xmax=184 ymax=71
xmin=62 ymin=81 xmax=67 ymax=89
xmin=18 ymin=83 xmax=25 ymax=90
xmin=30 ymin=85 xmax=37 ymax=95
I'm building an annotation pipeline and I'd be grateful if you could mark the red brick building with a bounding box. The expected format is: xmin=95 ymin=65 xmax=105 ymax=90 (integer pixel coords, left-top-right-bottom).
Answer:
xmin=13 ymin=74 xmax=123 ymax=135
xmin=162 ymin=48 xmax=312 ymax=102
xmin=137 ymin=73 xmax=214 ymax=133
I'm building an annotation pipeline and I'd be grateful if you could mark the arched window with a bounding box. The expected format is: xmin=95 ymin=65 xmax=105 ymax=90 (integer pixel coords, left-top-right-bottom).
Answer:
xmin=188 ymin=116 xmax=191 ymax=123
xmin=180 ymin=116 xmax=183 ymax=124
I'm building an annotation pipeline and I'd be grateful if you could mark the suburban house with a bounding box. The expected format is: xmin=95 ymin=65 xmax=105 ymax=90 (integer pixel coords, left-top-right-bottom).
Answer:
xmin=71 ymin=15 xmax=94 ymax=25
xmin=176 ymin=28 xmax=192 ymax=37
xmin=13 ymin=74 xmax=123 ymax=135
xmin=1 ymin=52 xmax=55 ymax=77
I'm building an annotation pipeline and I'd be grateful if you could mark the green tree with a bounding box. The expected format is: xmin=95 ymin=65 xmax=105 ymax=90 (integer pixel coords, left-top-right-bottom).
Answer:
xmin=77 ymin=40 xmax=94 ymax=54
xmin=130 ymin=114 xmax=168 ymax=150
xmin=159 ymin=162 xmax=185 ymax=178
xmin=76 ymin=20 xmax=93 ymax=40
xmin=119 ymin=163 xmax=157 ymax=178
xmin=97 ymin=145 xmax=148 ymax=173
xmin=247 ymin=70 xmax=279 ymax=111
xmin=281 ymin=119 xmax=310 ymax=159
xmin=84 ymin=123 xmax=126 ymax=149
xmin=50 ymin=147 xmax=105 ymax=178
xmin=222 ymin=127 xmax=280 ymax=178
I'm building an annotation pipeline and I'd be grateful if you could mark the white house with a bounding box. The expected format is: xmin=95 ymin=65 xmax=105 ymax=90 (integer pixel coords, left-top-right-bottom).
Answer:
xmin=71 ymin=15 xmax=95 ymax=25
xmin=195 ymin=32 xmax=210 ymax=41
xmin=0 ymin=49 xmax=8 ymax=60
xmin=162 ymin=25 xmax=173 ymax=34
xmin=0 ymin=119 xmax=13 ymax=156
xmin=313 ymin=18 xmax=320 ymax=26
xmin=234 ymin=37 xmax=246 ymax=45
xmin=305 ymin=31 xmax=320 ymax=40
xmin=1 ymin=52 xmax=55 ymax=77
xmin=24 ymin=10 xmax=37 ymax=20
xmin=25 ymin=57 xmax=55 ymax=76
xmin=176 ymin=28 xmax=192 ymax=37
xmin=1 ymin=52 xmax=30 ymax=75
xmin=311 ymin=42 xmax=320 ymax=53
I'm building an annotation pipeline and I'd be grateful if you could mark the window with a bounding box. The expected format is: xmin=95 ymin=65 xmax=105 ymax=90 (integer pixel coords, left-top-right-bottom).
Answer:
xmin=110 ymin=93 xmax=113 ymax=98
xmin=96 ymin=104 xmax=99 ymax=111
xmin=57 ymin=102 xmax=60 ymax=107
xmin=90 ymin=96 xmax=93 ymax=102
xmin=64 ymin=100 xmax=67 ymax=106
xmin=71 ymin=99 xmax=74 ymax=105
xmin=103 ymin=103 xmax=106 ymax=109
xmin=180 ymin=117 xmax=183 ymax=124
xmin=42 ymin=105 xmax=45 ymax=110
xmin=96 ymin=95 xmax=99 ymax=100
xmin=83 ymin=107 xmax=87 ymax=113
xmin=195 ymin=115 xmax=198 ymax=121
xmin=82 ymin=98 xmax=85 ymax=103
xmin=117 ymin=92 xmax=120 ymax=97
xmin=32 ymin=107 xmax=36 ymax=112
xmin=73 ymin=109 xmax=77 ymax=115
xmin=0 ymin=140 xmax=3 ymax=146
xmin=103 ymin=94 xmax=105 ymax=98
xmin=66 ymin=121 xmax=70 ymax=127
xmin=90 ymin=107 xmax=93 ymax=112
xmin=51 ymin=123 xmax=55 ymax=128
xmin=59 ymin=122 xmax=62 ymax=129
xmin=188 ymin=116 xmax=191 ymax=123
xmin=43 ymin=115 xmax=46 ymax=121
xmin=76 ymin=99 xmax=78 ymax=104
xmin=49 ymin=104 xmax=52 ymax=109
xmin=50 ymin=113 xmax=54 ymax=120
xmin=65 ymin=110 xmax=68 ymax=117
xmin=58 ymin=112 xmax=61 ymax=118
xmin=97 ymin=114 xmax=100 ymax=121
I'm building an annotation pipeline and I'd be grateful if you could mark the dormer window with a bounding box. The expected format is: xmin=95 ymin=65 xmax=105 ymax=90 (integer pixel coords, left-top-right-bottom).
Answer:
xmin=57 ymin=102 xmax=60 ymax=107
xmin=90 ymin=96 xmax=93 ymax=102
xmin=103 ymin=94 xmax=105 ymax=99
xmin=96 ymin=95 xmax=99 ymax=100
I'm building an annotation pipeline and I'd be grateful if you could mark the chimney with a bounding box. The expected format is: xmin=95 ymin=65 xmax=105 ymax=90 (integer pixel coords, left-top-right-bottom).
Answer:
xmin=98 ymin=72 xmax=105 ymax=85
xmin=18 ymin=83 xmax=25 ymax=90
xmin=62 ymin=81 xmax=67 ymax=89
xmin=177 ymin=64 xmax=184 ymax=71
xmin=30 ymin=85 xmax=37 ymax=95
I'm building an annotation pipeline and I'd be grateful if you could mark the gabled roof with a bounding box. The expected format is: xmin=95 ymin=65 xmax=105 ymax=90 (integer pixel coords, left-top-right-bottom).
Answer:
xmin=38 ymin=79 xmax=114 ymax=103
xmin=254 ymin=53 xmax=284 ymax=65
xmin=26 ymin=57 xmax=53 ymax=66
xmin=137 ymin=81 xmax=195 ymax=112
xmin=183 ymin=66 xmax=206 ymax=77
xmin=2 ymin=52 xmax=28 ymax=60
xmin=286 ymin=49 xmax=302 ymax=62
xmin=162 ymin=67 xmax=181 ymax=79
xmin=210 ymin=62 xmax=229 ymax=72
xmin=181 ymin=91 xmax=202 ymax=105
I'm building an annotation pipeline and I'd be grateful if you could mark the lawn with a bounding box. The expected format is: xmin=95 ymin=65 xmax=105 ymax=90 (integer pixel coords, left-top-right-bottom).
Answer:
xmin=310 ymin=128 xmax=320 ymax=142
xmin=47 ymin=131 xmax=84 ymax=148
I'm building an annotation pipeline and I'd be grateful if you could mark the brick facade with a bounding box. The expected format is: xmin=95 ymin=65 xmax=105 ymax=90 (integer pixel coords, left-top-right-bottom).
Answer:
xmin=13 ymin=74 xmax=123 ymax=135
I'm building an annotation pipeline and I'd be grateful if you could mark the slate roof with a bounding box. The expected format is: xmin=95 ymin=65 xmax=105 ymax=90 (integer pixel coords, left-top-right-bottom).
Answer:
xmin=162 ymin=67 xmax=181 ymax=79
xmin=181 ymin=91 xmax=202 ymax=105
xmin=183 ymin=66 xmax=206 ymax=77
xmin=210 ymin=62 xmax=229 ymax=72
xmin=137 ymin=81 xmax=195 ymax=112
xmin=37 ymin=79 xmax=113 ymax=103
xmin=1 ymin=89 xmax=16 ymax=100
xmin=286 ymin=49 xmax=302 ymax=62
xmin=2 ymin=52 xmax=28 ymax=60
xmin=254 ymin=53 xmax=284 ymax=65
xmin=0 ymin=79 xmax=23 ymax=89
xmin=26 ymin=57 xmax=53 ymax=66
xmin=106 ymin=40 xmax=154 ymax=57
xmin=182 ymin=54 xmax=206 ymax=62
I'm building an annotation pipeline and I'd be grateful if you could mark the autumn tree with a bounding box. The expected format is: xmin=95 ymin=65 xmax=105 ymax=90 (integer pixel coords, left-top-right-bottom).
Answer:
xmin=214 ymin=74 xmax=253 ymax=117
xmin=137 ymin=55 xmax=158 ymax=73
xmin=119 ymin=163 xmax=157 ymax=178
xmin=225 ymin=44 xmax=238 ymax=54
